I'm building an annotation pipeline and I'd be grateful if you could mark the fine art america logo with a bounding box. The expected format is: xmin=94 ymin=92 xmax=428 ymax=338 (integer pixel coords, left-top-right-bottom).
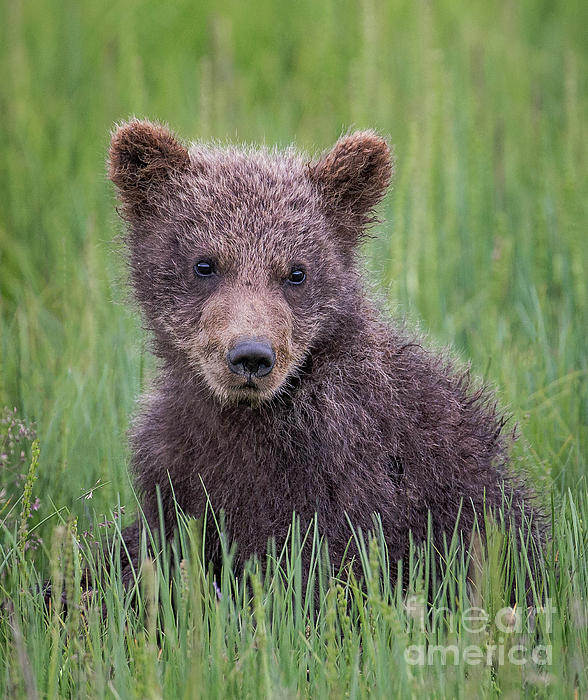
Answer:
xmin=403 ymin=597 xmax=556 ymax=667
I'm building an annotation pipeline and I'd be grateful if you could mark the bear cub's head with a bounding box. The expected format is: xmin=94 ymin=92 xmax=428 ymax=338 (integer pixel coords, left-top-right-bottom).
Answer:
xmin=109 ymin=120 xmax=392 ymax=406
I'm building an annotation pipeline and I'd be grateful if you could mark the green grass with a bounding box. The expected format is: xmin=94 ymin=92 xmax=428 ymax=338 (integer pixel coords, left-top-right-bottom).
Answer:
xmin=0 ymin=0 xmax=587 ymax=696
xmin=2 ymin=475 xmax=587 ymax=698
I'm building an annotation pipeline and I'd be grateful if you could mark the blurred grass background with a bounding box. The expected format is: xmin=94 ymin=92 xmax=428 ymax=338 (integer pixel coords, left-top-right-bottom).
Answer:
xmin=0 ymin=0 xmax=586 ymax=530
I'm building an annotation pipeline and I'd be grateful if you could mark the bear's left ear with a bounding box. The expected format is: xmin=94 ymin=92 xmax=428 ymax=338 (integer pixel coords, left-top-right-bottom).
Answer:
xmin=108 ymin=119 xmax=191 ymax=218
xmin=309 ymin=130 xmax=392 ymax=241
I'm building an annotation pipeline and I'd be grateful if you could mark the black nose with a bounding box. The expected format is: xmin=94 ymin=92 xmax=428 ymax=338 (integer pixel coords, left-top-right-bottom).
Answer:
xmin=227 ymin=340 xmax=275 ymax=378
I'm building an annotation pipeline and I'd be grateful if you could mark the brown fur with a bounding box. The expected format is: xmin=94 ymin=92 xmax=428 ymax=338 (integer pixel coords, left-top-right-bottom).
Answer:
xmin=108 ymin=120 xmax=544 ymax=585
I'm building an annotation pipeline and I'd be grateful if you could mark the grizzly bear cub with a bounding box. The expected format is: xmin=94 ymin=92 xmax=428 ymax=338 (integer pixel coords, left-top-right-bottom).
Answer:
xmin=108 ymin=119 xmax=542 ymax=587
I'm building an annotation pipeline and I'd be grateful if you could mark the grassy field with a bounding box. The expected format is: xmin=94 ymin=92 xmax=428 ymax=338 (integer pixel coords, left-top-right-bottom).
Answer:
xmin=1 ymin=0 xmax=587 ymax=696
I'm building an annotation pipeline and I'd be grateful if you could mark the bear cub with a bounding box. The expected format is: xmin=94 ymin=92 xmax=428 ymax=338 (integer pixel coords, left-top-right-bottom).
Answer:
xmin=108 ymin=120 xmax=542 ymax=586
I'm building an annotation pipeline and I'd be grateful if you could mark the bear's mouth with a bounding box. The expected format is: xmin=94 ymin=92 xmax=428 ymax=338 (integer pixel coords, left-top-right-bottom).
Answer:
xmin=228 ymin=377 xmax=270 ymax=403
xmin=233 ymin=383 xmax=274 ymax=408
xmin=223 ymin=351 xmax=312 ymax=404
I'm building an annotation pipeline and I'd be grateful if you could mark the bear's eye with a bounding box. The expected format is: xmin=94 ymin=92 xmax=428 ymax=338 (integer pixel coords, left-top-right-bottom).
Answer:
xmin=194 ymin=260 xmax=215 ymax=277
xmin=288 ymin=267 xmax=306 ymax=285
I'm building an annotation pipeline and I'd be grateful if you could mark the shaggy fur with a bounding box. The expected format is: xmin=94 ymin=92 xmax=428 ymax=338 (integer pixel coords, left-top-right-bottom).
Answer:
xmin=109 ymin=120 xmax=543 ymax=586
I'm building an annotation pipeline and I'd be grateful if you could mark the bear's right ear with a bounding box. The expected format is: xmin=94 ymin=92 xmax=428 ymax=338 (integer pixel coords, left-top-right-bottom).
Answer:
xmin=108 ymin=119 xmax=190 ymax=216
xmin=309 ymin=130 xmax=392 ymax=243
